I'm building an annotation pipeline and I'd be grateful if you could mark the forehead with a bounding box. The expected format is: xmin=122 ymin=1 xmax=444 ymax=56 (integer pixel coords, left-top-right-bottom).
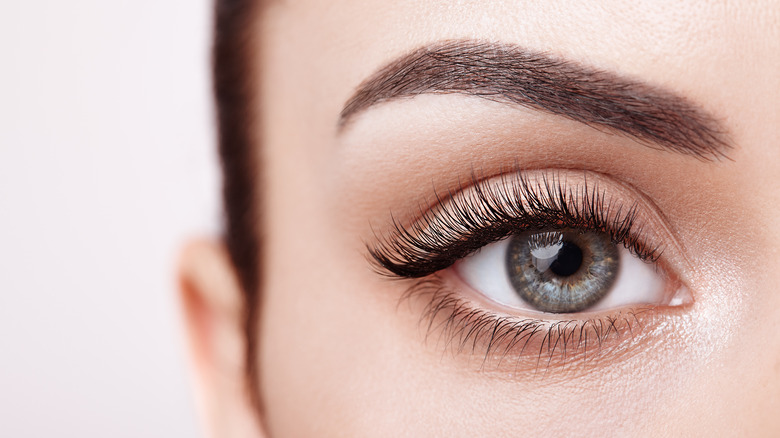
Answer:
xmin=254 ymin=0 xmax=779 ymax=215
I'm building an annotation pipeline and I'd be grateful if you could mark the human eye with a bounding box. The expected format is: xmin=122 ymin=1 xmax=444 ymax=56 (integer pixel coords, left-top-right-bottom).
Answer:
xmin=368 ymin=168 xmax=692 ymax=370
xmin=456 ymin=229 xmax=673 ymax=314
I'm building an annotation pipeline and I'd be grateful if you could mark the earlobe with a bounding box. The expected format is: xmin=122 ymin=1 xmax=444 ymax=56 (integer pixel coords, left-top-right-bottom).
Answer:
xmin=177 ymin=239 xmax=265 ymax=438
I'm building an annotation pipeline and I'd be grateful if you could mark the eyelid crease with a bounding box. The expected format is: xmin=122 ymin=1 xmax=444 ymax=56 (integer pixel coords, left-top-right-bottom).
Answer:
xmin=368 ymin=168 xmax=689 ymax=282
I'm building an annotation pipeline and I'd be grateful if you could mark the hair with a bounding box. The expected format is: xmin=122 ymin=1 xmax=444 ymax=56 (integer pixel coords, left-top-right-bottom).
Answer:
xmin=213 ymin=0 xmax=263 ymax=413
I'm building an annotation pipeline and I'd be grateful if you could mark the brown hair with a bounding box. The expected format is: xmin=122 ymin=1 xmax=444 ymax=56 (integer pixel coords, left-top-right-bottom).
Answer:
xmin=213 ymin=0 xmax=263 ymax=413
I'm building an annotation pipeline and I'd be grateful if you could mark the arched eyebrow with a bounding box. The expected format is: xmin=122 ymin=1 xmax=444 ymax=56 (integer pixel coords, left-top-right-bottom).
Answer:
xmin=339 ymin=40 xmax=731 ymax=160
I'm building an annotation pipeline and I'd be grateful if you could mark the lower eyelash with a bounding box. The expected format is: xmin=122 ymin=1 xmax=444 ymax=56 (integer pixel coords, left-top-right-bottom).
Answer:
xmin=403 ymin=276 xmax=656 ymax=372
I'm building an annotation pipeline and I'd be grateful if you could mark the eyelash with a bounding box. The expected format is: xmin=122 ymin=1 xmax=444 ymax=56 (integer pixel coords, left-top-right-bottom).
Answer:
xmin=402 ymin=276 xmax=656 ymax=371
xmin=369 ymin=169 xmax=670 ymax=368
xmin=369 ymin=170 xmax=662 ymax=279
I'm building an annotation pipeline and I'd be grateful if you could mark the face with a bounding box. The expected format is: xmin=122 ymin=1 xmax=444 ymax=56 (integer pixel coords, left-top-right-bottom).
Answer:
xmin=182 ymin=1 xmax=780 ymax=436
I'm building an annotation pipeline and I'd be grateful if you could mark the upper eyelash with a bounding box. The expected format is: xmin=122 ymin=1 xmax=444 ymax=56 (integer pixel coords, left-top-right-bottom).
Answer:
xmin=369 ymin=170 xmax=662 ymax=279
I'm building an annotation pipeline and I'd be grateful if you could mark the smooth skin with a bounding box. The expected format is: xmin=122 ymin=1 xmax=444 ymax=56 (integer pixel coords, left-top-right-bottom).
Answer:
xmin=180 ymin=1 xmax=780 ymax=436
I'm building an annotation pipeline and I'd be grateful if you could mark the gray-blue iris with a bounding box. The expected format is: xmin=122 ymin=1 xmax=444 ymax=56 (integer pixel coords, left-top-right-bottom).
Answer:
xmin=505 ymin=230 xmax=620 ymax=313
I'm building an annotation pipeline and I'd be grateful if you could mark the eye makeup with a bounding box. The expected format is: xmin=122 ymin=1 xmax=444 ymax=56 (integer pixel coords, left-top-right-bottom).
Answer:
xmin=370 ymin=169 xmax=676 ymax=277
xmin=398 ymin=276 xmax=666 ymax=373
xmin=368 ymin=168 xmax=691 ymax=371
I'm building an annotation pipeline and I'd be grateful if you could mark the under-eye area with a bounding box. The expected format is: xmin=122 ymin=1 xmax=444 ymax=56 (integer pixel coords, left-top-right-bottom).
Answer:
xmin=368 ymin=168 xmax=692 ymax=372
xmin=399 ymin=276 xmax=676 ymax=374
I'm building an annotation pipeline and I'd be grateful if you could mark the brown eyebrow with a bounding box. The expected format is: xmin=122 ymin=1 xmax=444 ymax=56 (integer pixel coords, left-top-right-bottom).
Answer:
xmin=340 ymin=40 xmax=731 ymax=160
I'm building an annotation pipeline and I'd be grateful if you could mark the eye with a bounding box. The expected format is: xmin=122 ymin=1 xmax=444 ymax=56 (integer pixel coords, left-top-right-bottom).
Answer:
xmin=454 ymin=229 xmax=673 ymax=314
xmin=369 ymin=169 xmax=693 ymax=365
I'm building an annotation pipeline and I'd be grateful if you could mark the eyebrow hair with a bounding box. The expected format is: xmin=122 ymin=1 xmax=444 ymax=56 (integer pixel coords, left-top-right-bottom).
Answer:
xmin=340 ymin=40 xmax=731 ymax=160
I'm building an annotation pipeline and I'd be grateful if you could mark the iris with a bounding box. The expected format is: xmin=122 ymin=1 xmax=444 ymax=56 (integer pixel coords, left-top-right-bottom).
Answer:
xmin=505 ymin=230 xmax=620 ymax=313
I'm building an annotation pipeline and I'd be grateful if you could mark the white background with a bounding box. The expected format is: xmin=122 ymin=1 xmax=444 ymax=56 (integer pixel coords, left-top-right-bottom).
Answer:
xmin=0 ymin=1 xmax=216 ymax=436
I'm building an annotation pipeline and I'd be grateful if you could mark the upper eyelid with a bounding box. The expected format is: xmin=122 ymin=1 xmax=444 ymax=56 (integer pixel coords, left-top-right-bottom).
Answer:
xmin=368 ymin=168 xmax=691 ymax=281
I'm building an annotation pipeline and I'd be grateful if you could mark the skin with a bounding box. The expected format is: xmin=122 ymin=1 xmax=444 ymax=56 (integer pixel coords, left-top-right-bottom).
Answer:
xmin=179 ymin=1 xmax=780 ymax=436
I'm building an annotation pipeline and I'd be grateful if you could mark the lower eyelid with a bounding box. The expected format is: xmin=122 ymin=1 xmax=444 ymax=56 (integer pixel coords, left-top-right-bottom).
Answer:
xmin=402 ymin=274 xmax=687 ymax=375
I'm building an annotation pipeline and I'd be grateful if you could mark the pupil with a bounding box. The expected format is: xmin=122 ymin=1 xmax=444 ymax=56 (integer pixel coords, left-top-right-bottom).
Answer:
xmin=549 ymin=241 xmax=583 ymax=277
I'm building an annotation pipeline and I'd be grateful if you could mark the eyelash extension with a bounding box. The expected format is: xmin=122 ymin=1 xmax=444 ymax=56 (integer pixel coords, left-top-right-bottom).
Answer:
xmin=369 ymin=170 xmax=662 ymax=279
xmin=403 ymin=276 xmax=655 ymax=370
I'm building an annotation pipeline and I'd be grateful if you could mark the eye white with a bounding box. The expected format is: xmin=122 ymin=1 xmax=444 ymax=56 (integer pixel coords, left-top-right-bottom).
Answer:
xmin=453 ymin=237 xmax=667 ymax=313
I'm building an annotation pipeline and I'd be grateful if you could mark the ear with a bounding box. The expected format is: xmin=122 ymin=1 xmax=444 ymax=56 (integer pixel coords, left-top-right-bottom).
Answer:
xmin=177 ymin=239 xmax=265 ymax=438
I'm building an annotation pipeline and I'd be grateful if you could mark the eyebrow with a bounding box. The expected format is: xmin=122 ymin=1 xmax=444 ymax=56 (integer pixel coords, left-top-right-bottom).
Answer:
xmin=340 ymin=40 xmax=731 ymax=160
